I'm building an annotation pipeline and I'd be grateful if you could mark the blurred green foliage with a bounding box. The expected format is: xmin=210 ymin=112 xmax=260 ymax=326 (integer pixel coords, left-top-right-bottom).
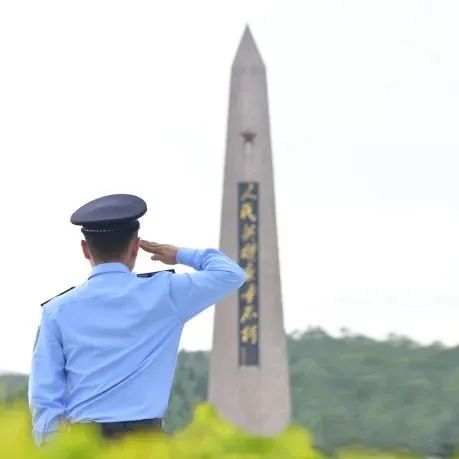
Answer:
xmin=0 ymin=402 xmax=420 ymax=459
xmin=2 ymin=328 xmax=457 ymax=456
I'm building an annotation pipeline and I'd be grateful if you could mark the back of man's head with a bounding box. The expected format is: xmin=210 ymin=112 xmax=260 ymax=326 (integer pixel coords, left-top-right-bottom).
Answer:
xmin=84 ymin=228 xmax=138 ymax=263
xmin=71 ymin=193 xmax=146 ymax=268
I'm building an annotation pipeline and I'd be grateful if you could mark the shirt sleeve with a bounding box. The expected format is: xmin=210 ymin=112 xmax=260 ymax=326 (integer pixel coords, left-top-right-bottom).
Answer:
xmin=28 ymin=307 xmax=67 ymax=446
xmin=169 ymin=247 xmax=246 ymax=323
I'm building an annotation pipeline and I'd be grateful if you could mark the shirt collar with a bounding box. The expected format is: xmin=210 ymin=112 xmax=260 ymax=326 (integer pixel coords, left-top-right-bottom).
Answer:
xmin=88 ymin=262 xmax=131 ymax=279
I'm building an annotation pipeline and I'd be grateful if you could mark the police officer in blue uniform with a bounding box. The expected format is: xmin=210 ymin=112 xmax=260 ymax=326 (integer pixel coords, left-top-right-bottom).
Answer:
xmin=28 ymin=194 xmax=246 ymax=445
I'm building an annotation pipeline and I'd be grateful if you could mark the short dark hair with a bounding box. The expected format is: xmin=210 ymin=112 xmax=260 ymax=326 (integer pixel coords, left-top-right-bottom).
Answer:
xmin=84 ymin=228 xmax=137 ymax=261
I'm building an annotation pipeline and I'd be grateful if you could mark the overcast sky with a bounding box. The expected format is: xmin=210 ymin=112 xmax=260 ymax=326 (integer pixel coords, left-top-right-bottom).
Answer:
xmin=1 ymin=1 xmax=459 ymax=373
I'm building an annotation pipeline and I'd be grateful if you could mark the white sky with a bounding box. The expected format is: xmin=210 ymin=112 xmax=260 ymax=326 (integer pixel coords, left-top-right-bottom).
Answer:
xmin=1 ymin=1 xmax=459 ymax=373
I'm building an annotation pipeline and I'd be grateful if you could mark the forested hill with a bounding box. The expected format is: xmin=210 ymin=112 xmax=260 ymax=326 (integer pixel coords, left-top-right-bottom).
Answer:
xmin=2 ymin=329 xmax=458 ymax=456
xmin=167 ymin=329 xmax=459 ymax=456
xmin=0 ymin=373 xmax=28 ymax=401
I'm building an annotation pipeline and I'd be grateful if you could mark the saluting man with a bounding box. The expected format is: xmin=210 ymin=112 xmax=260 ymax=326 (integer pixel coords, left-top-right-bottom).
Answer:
xmin=28 ymin=194 xmax=246 ymax=445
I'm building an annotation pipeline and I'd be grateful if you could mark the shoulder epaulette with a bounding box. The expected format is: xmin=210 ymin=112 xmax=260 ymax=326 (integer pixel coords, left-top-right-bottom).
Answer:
xmin=41 ymin=287 xmax=75 ymax=307
xmin=137 ymin=269 xmax=175 ymax=278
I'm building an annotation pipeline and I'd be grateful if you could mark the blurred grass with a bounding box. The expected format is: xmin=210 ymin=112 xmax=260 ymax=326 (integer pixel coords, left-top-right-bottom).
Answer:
xmin=0 ymin=401 xmax=422 ymax=459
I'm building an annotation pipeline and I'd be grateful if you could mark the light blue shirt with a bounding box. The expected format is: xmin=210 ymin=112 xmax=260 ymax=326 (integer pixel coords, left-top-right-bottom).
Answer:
xmin=28 ymin=247 xmax=246 ymax=445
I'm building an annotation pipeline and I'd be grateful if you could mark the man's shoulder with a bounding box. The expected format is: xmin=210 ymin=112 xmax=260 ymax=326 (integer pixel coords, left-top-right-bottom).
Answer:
xmin=41 ymin=287 xmax=75 ymax=307
xmin=41 ymin=284 xmax=86 ymax=315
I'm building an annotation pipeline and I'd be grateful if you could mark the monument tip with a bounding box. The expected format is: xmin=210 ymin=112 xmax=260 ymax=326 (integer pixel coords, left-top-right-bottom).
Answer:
xmin=232 ymin=25 xmax=265 ymax=70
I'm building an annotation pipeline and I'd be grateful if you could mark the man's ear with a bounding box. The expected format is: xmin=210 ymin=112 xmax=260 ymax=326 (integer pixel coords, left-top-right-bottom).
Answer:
xmin=81 ymin=240 xmax=91 ymax=260
xmin=131 ymin=236 xmax=140 ymax=257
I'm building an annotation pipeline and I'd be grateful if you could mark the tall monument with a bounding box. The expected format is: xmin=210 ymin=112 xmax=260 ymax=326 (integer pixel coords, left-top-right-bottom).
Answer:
xmin=208 ymin=26 xmax=291 ymax=435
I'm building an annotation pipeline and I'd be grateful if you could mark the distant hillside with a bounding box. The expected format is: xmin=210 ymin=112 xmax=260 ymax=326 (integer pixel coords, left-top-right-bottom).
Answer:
xmin=166 ymin=329 xmax=458 ymax=457
xmin=1 ymin=329 xmax=457 ymax=456
xmin=0 ymin=373 xmax=28 ymax=401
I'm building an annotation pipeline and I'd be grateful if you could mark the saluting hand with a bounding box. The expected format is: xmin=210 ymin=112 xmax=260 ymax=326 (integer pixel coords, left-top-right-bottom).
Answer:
xmin=139 ymin=240 xmax=178 ymax=265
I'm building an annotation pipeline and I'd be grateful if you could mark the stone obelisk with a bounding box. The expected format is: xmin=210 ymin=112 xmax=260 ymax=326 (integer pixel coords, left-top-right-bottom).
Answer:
xmin=208 ymin=26 xmax=291 ymax=435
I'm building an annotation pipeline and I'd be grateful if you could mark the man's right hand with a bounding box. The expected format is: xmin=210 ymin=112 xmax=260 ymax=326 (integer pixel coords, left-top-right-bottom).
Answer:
xmin=139 ymin=240 xmax=179 ymax=265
